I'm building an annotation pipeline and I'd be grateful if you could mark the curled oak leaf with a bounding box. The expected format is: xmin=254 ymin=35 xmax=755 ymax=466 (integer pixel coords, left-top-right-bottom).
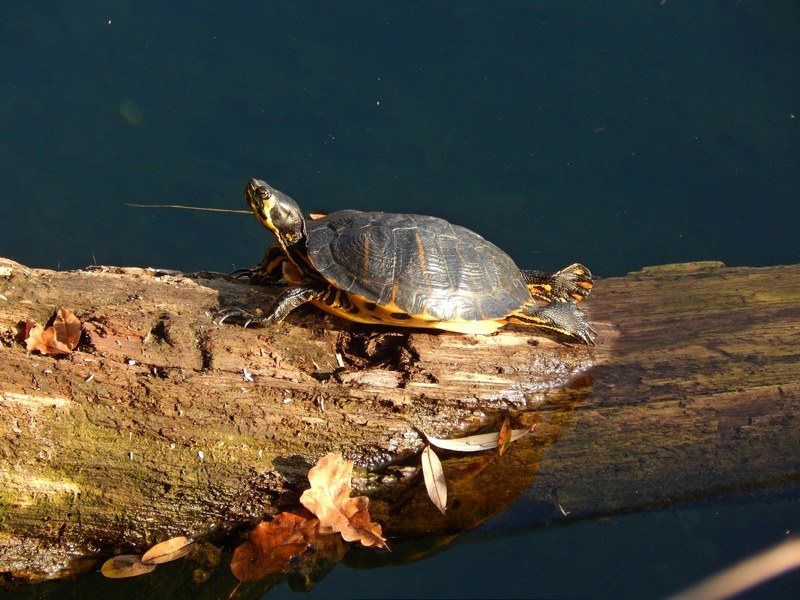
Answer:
xmin=25 ymin=323 xmax=72 ymax=356
xmin=300 ymin=454 xmax=353 ymax=535
xmin=53 ymin=306 xmax=82 ymax=350
xmin=340 ymin=494 xmax=389 ymax=549
xmin=300 ymin=454 xmax=389 ymax=550
xmin=230 ymin=512 xmax=318 ymax=583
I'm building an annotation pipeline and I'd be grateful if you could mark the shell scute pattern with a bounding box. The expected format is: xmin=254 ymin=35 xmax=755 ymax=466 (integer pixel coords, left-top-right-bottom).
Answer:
xmin=306 ymin=211 xmax=529 ymax=321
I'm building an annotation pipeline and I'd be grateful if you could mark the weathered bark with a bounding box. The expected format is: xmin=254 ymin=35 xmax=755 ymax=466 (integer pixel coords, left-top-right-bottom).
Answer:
xmin=1 ymin=258 xmax=799 ymax=583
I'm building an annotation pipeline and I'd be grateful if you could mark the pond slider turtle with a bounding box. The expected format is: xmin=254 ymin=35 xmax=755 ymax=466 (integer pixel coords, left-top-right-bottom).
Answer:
xmin=222 ymin=179 xmax=595 ymax=345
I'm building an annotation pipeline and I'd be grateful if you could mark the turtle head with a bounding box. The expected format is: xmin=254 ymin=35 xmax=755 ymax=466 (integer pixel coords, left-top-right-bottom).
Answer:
xmin=245 ymin=178 xmax=306 ymax=247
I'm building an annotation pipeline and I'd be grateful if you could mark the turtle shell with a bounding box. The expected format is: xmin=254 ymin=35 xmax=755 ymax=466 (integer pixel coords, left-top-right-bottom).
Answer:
xmin=305 ymin=210 xmax=530 ymax=322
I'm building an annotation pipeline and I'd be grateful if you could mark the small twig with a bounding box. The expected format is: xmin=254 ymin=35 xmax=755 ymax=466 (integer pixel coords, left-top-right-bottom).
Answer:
xmin=124 ymin=203 xmax=250 ymax=214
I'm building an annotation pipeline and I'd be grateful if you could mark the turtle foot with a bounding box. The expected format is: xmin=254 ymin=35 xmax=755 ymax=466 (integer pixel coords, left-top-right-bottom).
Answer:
xmin=213 ymin=306 xmax=265 ymax=328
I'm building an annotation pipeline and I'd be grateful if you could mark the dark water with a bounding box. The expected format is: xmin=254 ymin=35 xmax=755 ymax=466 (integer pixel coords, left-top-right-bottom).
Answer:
xmin=1 ymin=2 xmax=799 ymax=598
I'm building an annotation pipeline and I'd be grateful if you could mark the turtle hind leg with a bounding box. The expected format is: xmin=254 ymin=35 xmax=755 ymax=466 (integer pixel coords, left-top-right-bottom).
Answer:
xmin=508 ymin=300 xmax=596 ymax=345
xmin=521 ymin=263 xmax=593 ymax=302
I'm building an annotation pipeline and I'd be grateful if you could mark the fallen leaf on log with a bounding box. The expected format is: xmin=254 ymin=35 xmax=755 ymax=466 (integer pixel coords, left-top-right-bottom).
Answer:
xmin=52 ymin=306 xmax=81 ymax=350
xmin=300 ymin=454 xmax=388 ymax=550
xmin=23 ymin=306 xmax=81 ymax=355
xmin=100 ymin=554 xmax=157 ymax=579
xmin=335 ymin=494 xmax=389 ymax=550
xmin=421 ymin=445 xmax=447 ymax=515
xmin=427 ymin=429 xmax=532 ymax=452
xmin=141 ymin=535 xmax=195 ymax=565
xmin=230 ymin=512 xmax=317 ymax=582
xmin=24 ymin=323 xmax=71 ymax=355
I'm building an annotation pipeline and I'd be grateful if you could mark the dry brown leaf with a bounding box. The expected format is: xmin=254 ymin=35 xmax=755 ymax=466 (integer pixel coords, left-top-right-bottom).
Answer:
xmin=53 ymin=306 xmax=81 ymax=350
xmin=141 ymin=535 xmax=194 ymax=565
xmin=497 ymin=416 xmax=512 ymax=456
xmin=230 ymin=512 xmax=317 ymax=582
xmin=421 ymin=445 xmax=447 ymax=514
xmin=25 ymin=323 xmax=72 ymax=355
xmin=337 ymin=494 xmax=388 ymax=549
xmin=300 ymin=454 xmax=389 ymax=550
xmin=426 ymin=428 xmax=532 ymax=452
xmin=308 ymin=213 xmax=327 ymax=220
xmin=100 ymin=554 xmax=157 ymax=579
xmin=21 ymin=319 xmax=36 ymax=339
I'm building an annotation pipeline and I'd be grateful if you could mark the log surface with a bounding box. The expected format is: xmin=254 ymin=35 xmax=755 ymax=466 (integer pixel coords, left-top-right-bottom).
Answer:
xmin=1 ymin=257 xmax=799 ymax=582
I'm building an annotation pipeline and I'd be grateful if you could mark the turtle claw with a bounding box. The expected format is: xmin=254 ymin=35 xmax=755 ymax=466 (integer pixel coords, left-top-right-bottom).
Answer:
xmin=548 ymin=302 xmax=596 ymax=346
xmin=575 ymin=321 xmax=597 ymax=346
xmin=512 ymin=300 xmax=596 ymax=345
xmin=229 ymin=267 xmax=254 ymax=280
xmin=214 ymin=307 xmax=262 ymax=328
xmin=553 ymin=300 xmax=596 ymax=346
xmin=228 ymin=266 xmax=282 ymax=287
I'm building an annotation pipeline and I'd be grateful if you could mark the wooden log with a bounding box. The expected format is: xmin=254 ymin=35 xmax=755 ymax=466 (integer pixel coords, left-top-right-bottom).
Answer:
xmin=1 ymin=257 xmax=799 ymax=583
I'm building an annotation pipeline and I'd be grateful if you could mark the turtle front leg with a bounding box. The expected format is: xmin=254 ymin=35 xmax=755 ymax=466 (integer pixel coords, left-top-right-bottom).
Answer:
xmin=263 ymin=283 xmax=325 ymax=323
xmin=216 ymin=283 xmax=325 ymax=327
xmin=230 ymin=244 xmax=287 ymax=285
xmin=521 ymin=263 xmax=593 ymax=303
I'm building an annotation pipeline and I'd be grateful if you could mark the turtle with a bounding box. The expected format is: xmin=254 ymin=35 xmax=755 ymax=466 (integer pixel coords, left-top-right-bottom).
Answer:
xmin=220 ymin=178 xmax=595 ymax=345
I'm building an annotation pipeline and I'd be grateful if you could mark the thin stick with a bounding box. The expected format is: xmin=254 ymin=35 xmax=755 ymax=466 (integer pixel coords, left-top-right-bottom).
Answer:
xmin=124 ymin=203 xmax=250 ymax=215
